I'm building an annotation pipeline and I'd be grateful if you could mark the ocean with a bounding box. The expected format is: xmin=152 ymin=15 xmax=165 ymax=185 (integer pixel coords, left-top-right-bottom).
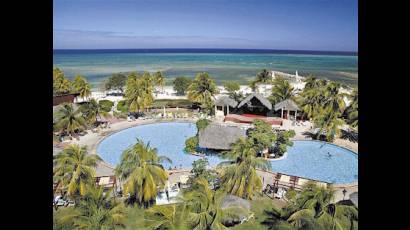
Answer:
xmin=53 ymin=49 xmax=358 ymax=88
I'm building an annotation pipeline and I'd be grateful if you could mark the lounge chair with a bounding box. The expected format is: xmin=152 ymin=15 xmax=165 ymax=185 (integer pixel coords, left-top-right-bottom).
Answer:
xmin=289 ymin=176 xmax=299 ymax=189
xmin=297 ymin=178 xmax=310 ymax=188
xmin=279 ymin=175 xmax=291 ymax=187
xmin=273 ymin=173 xmax=282 ymax=187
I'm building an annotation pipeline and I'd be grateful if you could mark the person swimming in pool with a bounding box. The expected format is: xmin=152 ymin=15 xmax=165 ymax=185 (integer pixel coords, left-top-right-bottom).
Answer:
xmin=327 ymin=152 xmax=332 ymax=158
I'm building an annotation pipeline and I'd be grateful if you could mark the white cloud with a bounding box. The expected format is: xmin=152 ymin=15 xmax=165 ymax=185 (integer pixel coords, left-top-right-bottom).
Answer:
xmin=53 ymin=29 xmax=273 ymax=49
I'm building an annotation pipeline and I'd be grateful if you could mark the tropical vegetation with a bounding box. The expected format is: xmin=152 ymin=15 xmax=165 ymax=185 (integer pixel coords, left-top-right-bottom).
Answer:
xmin=298 ymin=76 xmax=354 ymax=142
xmin=219 ymin=137 xmax=270 ymax=200
xmin=153 ymin=71 xmax=166 ymax=93
xmin=98 ymin=99 xmax=114 ymax=112
xmin=145 ymin=204 xmax=189 ymax=230
xmin=262 ymin=182 xmax=358 ymax=229
xmin=344 ymin=88 xmax=358 ymax=130
xmin=54 ymin=103 xmax=87 ymax=137
xmin=269 ymin=76 xmax=295 ymax=104
xmin=124 ymin=72 xmax=155 ymax=113
xmin=173 ymin=76 xmax=193 ymax=95
xmin=115 ymin=139 xmax=170 ymax=208
xmin=54 ymin=185 xmax=127 ymax=229
xmin=185 ymin=136 xmax=199 ymax=153
xmin=104 ymin=73 xmax=127 ymax=93
xmin=247 ymin=119 xmax=276 ymax=155
xmin=188 ymin=158 xmax=217 ymax=187
xmin=187 ymin=72 xmax=219 ymax=114
xmin=72 ymin=75 xmax=92 ymax=100
xmin=182 ymin=178 xmax=247 ymax=229
xmin=223 ymin=80 xmax=243 ymax=102
xmin=53 ymin=144 xmax=102 ymax=198
xmin=250 ymin=69 xmax=271 ymax=93
xmin=53 ymin=68 xmax=72 ymax=96
xmin=271 ymin=130 xmax=296 ymax=157
xmin=79 ymin=98 xmax=111 ymax=126
xmin=53 ymin=69 xmax=358 ymax=229
xmin=185 ymin=119 xmax=210 ymax=153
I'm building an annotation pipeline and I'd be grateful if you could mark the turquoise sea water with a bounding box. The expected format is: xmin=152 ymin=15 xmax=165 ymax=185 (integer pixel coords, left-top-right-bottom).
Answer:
xmin=97 ymin=122 xmax=358 ymax=184
xmin=53 ymin=49 xmax=358 ymax=88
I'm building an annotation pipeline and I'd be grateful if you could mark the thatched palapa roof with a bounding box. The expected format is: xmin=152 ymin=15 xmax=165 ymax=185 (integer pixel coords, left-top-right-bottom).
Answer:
xmin=215 ymin=96 xmax=238 ymax=107
xmin=274 ymin=99 xmax=299 ymax=111
xmin=198 ymin=124 xmax=246 ymax=150
xmin=237 ymin=93 xmax=272 ymax=110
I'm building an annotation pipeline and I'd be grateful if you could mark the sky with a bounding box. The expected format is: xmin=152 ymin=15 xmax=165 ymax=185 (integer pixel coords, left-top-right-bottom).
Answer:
xmin=53 ymin=0 xmax=358 ymax=51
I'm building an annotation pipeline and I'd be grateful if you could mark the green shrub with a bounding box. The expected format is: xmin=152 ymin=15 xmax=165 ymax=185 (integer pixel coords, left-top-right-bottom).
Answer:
xmin=113 ymin=111 xmax=127 ymax=119
xmin=173 ymin=76 xmax=193 ymax=95
xmin=273 ymin=130 xmax=296 ymax=157
xmin=116 ymin=100 xmax=129 ymax=113
xmin=98 ymin=99 xmax=114 ymax=112
xmin=151 ymin=99 xmax=192 ymax=108
xmin=196 ymin=119 xmax=210 ymax=132
xmin=185 ymin=136 xmax=198 ymax=153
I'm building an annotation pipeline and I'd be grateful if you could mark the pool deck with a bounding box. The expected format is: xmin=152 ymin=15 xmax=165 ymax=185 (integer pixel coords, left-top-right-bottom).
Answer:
xmin=55 ymin=117 xmax=358 ymax=205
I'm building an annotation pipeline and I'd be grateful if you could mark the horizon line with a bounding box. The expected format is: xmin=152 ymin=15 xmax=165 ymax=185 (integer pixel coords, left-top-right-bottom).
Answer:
xmin=53 ymin=48 xmax=357 ymax=55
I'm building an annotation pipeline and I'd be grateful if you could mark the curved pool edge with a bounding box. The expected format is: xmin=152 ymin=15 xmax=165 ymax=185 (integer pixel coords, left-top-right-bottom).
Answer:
xmin=91 ymin=119 xmax=198 ymax=168
xmin=292 ymin=137 xmax=358 ymax=154
xmin=93 ymin=120 xmax=357 ymax=187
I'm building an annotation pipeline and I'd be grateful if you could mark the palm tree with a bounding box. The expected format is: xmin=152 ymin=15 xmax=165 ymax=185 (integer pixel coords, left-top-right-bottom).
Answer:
xmin=53 ymin=68 xmax=72 ymax=95
xmin=313 ymin=108 xmax=345 ymax=142
xmin=79 ymin=99 xmax=110 ymax=125
xmin=182 ymin=178 xmax=243 ymax=230
xmin=270 ymin=76 xmax=296 ymax=104
xmin=53 ymin=145 xmax=102 ymax=198
xmin=250 ymin=69 xmax=271 ymax=94
xmin=115 ymin=139 xmax=171 ymax=207
xmin=153 ymin=71 xmax=166 ymax=93
xmin=187 ymin=72 xmax=219 ymax=114
xmin=72 ymin=75 xmax=91 ymax=100
xmin=261 ymin=205 xmax=297 ymax=230
xmin=262 ymin=182 xmax=358 ymax=230
xmin=323 ymin=82 xmax=346 ymax=115
xmin=299 ymin=88 xmax=325 ymax=120
xmin=145 ymin=204 xmax=189 ymax=230
xmin=124 ymin=73 xmax=154 ymax=113
xmin=299 ymin=77 xmax=327 ymax=120
xmin=303 ymin=75 xmax=326 ymax=90
xmin=219 ymin=138 xmax=270 ymax=199
xmin=284 ymin=183 xmax=358 ymax=230
xmin=345 ymin=88 xmax=358 ymax=129
xmin=54 ymin=103 xmax=87 ymax=137
xmin=54 ymin=185 xmax=127 ymax=229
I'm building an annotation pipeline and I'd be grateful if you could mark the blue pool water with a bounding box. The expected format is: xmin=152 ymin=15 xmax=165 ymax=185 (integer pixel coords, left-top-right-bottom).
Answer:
xmin=97 ymin=122 xmax=358 ymax=184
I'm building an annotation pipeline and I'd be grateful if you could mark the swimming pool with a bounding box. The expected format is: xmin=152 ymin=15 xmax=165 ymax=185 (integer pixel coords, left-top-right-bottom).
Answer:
xmin=97 ymin=122 xmax=358 ymax=184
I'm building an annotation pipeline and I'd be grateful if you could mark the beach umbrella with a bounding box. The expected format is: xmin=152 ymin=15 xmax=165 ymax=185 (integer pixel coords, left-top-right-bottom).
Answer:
xmin=163 ymin=106 xmax=166 ymax=115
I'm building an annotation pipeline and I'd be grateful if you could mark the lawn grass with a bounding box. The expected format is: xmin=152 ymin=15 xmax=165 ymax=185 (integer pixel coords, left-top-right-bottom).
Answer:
xmin=151 ymin=99 xmax=193 ymax=108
